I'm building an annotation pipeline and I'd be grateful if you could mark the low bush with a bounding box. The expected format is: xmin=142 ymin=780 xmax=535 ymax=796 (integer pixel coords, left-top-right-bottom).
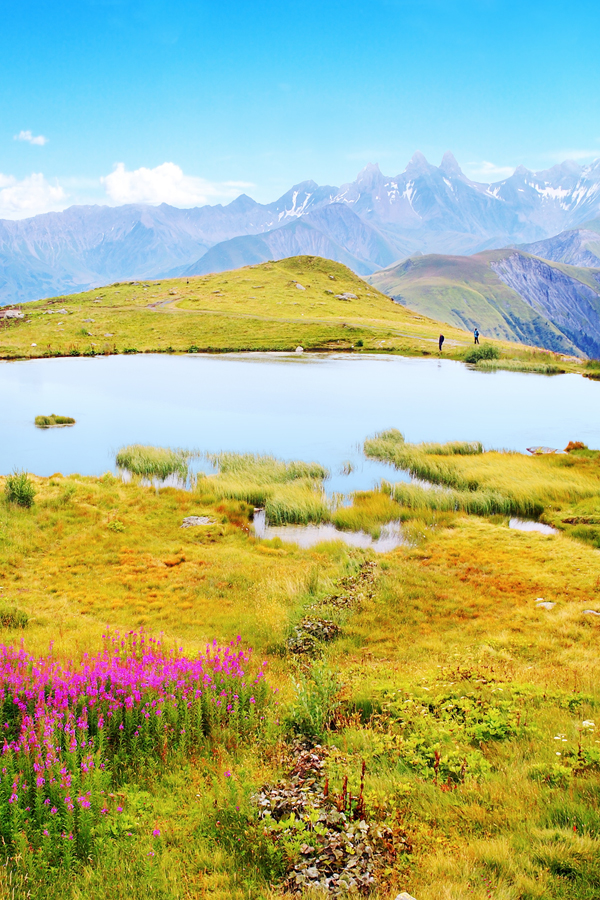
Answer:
xmin=0 ymin=604 xmax=28 ymax=628
xmin=464 ymin=344 xmax=500 ymax=364
xmin=4 ymin=470 xmax=36 ymax=508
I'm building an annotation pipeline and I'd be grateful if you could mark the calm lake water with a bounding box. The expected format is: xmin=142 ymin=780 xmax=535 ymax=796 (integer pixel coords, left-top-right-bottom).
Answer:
xmin=1 ymin=352 xmax=599 ymax=493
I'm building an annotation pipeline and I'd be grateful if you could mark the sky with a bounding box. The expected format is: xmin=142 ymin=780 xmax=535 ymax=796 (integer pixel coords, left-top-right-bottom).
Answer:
xmin=2 ymin=0 xmax=600 ymax=218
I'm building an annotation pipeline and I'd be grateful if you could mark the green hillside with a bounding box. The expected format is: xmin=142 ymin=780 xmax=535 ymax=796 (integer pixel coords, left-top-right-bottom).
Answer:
xmin=0 ymin=255 xmax=505 ymax=361
xmin=367 ymin=249 xmax=600 ymax=357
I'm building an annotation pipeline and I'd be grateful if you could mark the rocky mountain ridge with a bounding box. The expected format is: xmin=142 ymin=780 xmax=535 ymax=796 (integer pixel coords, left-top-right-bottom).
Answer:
xmin=4 ymin=152 xmax=600 ymax=304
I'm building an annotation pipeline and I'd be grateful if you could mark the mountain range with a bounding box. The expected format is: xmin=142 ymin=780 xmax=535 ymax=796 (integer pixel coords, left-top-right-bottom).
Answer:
xmin=4 ymin=152 xmax=600 ymax=305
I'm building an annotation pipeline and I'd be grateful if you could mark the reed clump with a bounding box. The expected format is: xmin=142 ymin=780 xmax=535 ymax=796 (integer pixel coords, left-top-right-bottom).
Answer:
xmin=116 ymin=444 xmax=191 ymax=479
xmin=199 ymin=452 xmax=331 ymax=525
xmin=4 ymin=470 xmax=36 ymax=508
xmin=35 ymin=414 xmax=76 ymax=428
xmin=476 ymin=358 xmax=565 ymax=374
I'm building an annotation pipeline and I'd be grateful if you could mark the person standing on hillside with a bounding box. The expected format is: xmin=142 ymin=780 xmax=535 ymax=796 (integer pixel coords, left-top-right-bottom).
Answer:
xmin=473 ymin=328 xmax=480 ymax=345
xmin=438 ymin=334 xmax=444 ymax=352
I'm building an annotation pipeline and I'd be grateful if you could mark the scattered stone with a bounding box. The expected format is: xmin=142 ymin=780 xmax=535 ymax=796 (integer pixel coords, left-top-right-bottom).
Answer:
xmin=395 ymin=894 xmax=418 ymax=900
xmin=335 ymin=292 xmax=357 ymax=301
xmin=31 ymin=343 xmax=37 ymax=347
xmin=104 ymin=333 xmax=114 ymax=337
xmin=181 ymin=516 xmax=215 ymax=528
xmin=0 ymin=309 xmax=24 ymax=319
xmin=583 ymin=609 xmax=600 ymax=616
xmin=295 ymin=283 xmax=306 ymax=290
xmin=535 ymin=600 xmax=555 ymax=610
xmin=288 ymin=561 xmax=377 ymax=656
xmin=255 ymin=744 xmax=405 ymax=897
xmin=295 ymin=346 xmax=304 ymax=354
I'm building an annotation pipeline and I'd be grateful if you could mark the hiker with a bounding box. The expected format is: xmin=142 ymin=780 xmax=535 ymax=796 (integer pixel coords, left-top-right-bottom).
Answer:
xmin=474 ymin=328 xmax=480 ymax=345
xmin=438 ymin=334 xmax=444 ymax=352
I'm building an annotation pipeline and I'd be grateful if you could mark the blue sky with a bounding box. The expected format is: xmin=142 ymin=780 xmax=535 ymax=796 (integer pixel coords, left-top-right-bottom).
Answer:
xmin=2 ymin=0 xmax=600 ymax=217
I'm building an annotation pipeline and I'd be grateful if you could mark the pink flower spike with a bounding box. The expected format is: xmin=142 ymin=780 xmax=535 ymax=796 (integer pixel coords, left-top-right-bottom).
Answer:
xmin=153 ymin=828 xmax=161 ymax=837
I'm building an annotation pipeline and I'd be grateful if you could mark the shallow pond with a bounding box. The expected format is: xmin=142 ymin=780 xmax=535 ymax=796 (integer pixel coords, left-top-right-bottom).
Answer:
xmin=509 ymin=518 xmax=559 ymax=535
xmin=252 ymin=509 xmax=405 ymax=552
xmin=1 ymin=352 xmax=598 ymax=493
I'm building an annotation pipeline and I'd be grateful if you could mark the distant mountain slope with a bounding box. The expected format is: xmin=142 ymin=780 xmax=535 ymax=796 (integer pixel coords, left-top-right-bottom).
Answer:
xmin=184 ymin=204 xmax=402 ymax=277
xmin=367 ymin=250 xmax=600 ymax=357
xmin=519 ymin=219 xmax=600 ymax=268
xmin=4 ymin=152 xmax=600 ymax=305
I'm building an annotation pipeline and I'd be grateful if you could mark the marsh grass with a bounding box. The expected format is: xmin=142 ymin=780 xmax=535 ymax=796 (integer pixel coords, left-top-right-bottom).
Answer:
xmin=463 ymin=344 xmax=500 ymax=364
xmin=365 ymin=429 xmax=600 ymax=518
xmin=476 ymin=358 xmax=565 ymax=374
xmin=35 ymin=413 xmax=76 ymax=427
xmin=0 ymin=604 xmax=28 ymax=628
xmin=116 ymin=444 xmax=192 ymax=479
xmin=199 ymin=452 xmax=332 ymax=525
xmin=1 ymin=463 xmax=600 ymax=899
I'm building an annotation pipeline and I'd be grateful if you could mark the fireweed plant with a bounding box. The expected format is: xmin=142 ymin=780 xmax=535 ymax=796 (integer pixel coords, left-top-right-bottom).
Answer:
xmin=0 ymin=631 xmax=269 ymax=866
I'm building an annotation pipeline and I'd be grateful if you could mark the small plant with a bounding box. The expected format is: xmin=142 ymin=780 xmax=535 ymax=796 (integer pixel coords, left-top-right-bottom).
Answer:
xmin=565 ymin=441 xmax=587 ymax=452
xmin=107 ymin=519 xmax=126 ymax=532
xmin=0 ymin=604 xmax=29 ymax=628
xmin=4 ymin=470 xmax=36 ymax=508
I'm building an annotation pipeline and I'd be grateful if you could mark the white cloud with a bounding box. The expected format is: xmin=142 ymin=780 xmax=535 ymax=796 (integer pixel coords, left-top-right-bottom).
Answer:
xmin=466 ymin=160 xmax=515 ymax=181
xmin=14 ymin=130 xmax=48 ymax=146
xmin=101 ymin=162 xmax=253 ymax=207
xmin=0 ymin=173 xmax=68 ymax=219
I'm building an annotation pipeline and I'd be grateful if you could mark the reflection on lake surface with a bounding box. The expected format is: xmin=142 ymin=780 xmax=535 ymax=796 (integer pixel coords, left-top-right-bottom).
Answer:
xmin=252 ymin=509 xmax=405 ymax=552
xmin=1 ymin=353 xmax=598 ymax=493
xmin=509 ymin=518 xmax=559 ymax=535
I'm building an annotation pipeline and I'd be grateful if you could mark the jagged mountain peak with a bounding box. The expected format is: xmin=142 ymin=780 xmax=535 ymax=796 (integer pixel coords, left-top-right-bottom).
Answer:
xmin=405 ymin=151 xmax=431 ymax=172
xmin=439 ymin=151 xmax=463 ymax=177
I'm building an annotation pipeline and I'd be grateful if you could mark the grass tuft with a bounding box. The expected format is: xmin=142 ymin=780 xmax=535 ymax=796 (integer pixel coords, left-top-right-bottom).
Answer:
xmin=35 ymin=414 xmax=76 ymax=428
xmin=116 ymin=445 xmax=191 ymax=479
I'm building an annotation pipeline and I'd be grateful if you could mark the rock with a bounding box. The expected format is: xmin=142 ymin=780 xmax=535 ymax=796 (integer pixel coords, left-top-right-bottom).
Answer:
xmin=395 ymin=893 xmax=418 ymax=900
xmin=181 ymin=516 xmax=215 ymax=528
xmin=1 ymin=310 xmax=24 ymax=319
xmin=583 ymin=609 xmax=600 ymax=616
xmin=335 ymin=292 xmax=357 ymax=301
xmin=295 ymin=283 xmax=306 ymax=290
xmin=535 ymin=600 xmax=555 ymax=610
xmin=295 ymin=346 xmax=304 ymax=353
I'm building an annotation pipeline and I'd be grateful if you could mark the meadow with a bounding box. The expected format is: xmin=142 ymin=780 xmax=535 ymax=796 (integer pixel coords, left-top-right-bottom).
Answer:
xmin=0 ymin=437 xmax=599 ymax=899
xmin=0 ymin=255 xmax=586 ymax=375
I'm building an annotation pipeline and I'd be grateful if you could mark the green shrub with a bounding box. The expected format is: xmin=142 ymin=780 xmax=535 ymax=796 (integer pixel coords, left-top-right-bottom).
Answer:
xmin=4 ymin=470 xmax=36 ymax=508
xmin=464 ymin=344 xmax=500 ymax=364
xmin=0 ymin=604 xmax=29 ymax=628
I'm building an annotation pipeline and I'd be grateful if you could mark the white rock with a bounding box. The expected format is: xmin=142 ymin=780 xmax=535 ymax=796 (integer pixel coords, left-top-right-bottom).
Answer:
xmin=395 ymin=893 xmax=418 ymax=900
xmin=295 ymin=346 xmax=304 ymax=354
xmin=583 ymin=609 xmax=600 ymax=616
xmin=536 ymin=601 xmax=555 ymax=610
xmin=295 ymin=283 xmax=306 ymax=290
xmin=31 ymin=343 xmax=37 ymax=347
xmin=181 ymin=516 xmax=215 ymax=528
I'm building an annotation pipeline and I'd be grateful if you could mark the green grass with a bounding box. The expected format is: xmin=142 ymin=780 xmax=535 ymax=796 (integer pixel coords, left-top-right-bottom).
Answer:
xmin=116 ymin=445 xmax=192 ymax=479
xmin=35 ymin=413 xmax=76 ymax=427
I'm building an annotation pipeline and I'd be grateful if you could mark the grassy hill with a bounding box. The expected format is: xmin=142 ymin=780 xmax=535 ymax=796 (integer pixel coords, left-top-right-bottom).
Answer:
xmin=367 ymin=249 xmax=600 ymax=357
xmin=0 ymin=254 xmax=573 ymax=368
